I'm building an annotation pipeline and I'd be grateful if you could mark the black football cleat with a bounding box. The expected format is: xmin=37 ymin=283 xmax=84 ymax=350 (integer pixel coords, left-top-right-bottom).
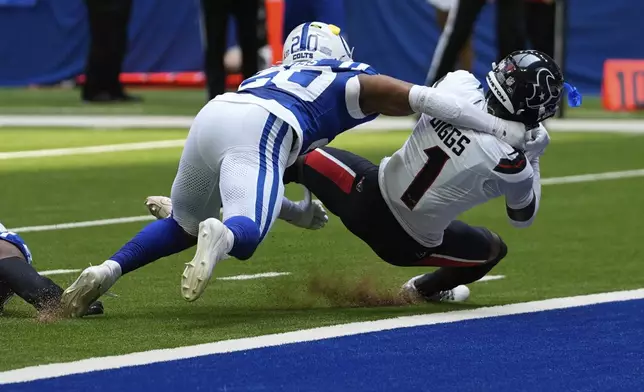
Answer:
xmin=84 ymin=301 xmax=105 ymax=316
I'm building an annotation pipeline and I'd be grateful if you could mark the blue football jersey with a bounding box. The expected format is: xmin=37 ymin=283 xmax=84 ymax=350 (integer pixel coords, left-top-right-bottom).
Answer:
xmin=235 ymin=59 xmax=379 ymax=154
xmin=0 ymin=228 xmax=33 ymax=264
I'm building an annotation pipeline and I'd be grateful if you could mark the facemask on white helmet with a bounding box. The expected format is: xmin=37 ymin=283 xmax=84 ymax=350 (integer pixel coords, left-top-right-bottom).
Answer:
xmin=282 ymin=22 xmax=353 ymax=66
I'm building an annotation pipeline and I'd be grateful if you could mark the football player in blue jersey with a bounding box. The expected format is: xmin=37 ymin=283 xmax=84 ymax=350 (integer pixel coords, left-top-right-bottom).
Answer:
xmin=0 ymin=222 xmax=103 ymax=316
xmin=143 ymin=50 xmax=578 ymax=306
xmin=62 ymin=21 xmax=529 ymax=317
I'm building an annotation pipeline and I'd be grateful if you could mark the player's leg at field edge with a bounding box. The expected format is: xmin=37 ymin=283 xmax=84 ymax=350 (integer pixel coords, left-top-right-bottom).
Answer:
xmin=61 ymin=215 xmax=195 ymax=317
xmin=414 ymin=227 xmax=507 ymax=297
xmin=0 ymin=240 xmax=63 ymax=312
xmin=108 ymin=217 xmax=197 ymax=276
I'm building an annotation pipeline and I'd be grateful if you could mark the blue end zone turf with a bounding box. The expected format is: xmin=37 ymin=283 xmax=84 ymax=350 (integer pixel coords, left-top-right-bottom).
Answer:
xmin=10 ymin=299 xmax=644 ymax=391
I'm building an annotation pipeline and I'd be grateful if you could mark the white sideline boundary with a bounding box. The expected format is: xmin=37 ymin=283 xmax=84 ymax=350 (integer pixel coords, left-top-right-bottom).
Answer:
xmin=1 ymin=115 xmax=644 ymax=132
xmin=6 ymin=167 xmax=644 ymax=234
xmin=1 ymin=288 xmax=643 ymax=385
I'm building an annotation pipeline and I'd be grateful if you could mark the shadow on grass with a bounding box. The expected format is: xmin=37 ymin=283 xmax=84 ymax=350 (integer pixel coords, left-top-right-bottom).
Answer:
xmin=109 ymin=270 xmax=484 ymax=331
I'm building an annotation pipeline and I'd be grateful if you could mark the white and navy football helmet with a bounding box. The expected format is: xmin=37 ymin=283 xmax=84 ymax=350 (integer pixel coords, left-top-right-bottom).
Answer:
xmin=282 ymin=22 xmax=353 ymax=65
xmin=486 ymin=50 xmax=565 ymax=127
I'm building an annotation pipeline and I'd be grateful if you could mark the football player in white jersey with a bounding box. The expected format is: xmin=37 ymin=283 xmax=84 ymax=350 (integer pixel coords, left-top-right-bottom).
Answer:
xmin=279 ymin=50 xmax=579 ymax=302
xmin=62 ymin=22 xmax=530 ymax=317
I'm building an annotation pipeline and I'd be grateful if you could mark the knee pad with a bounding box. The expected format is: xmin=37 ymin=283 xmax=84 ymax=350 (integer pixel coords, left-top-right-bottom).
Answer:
xmin=224 ymin=216 xmax=261 ymax=260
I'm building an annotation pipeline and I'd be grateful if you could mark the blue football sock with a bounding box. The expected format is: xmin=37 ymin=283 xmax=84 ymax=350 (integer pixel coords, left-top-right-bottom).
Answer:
xmin=110 ymin=217 xmax=197 ymax=274
xmin=224 ymin=216 xmax=260 ymax=260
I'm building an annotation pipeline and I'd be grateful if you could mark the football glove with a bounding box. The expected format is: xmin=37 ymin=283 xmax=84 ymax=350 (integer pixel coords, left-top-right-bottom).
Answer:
xmin=524 ymin=124 xmax=550 ymax=162
xmin=282 ymin=188 xmax=328 ymax=230
xmin=494 ymin=119 xmax=528 ymax=150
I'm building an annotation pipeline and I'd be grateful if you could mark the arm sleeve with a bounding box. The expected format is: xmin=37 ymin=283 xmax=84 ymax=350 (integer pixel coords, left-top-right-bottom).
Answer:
xmin=408 ymin=85 xmax=503 ymax=136
xmin=501 ymin=158 xmax=542 ymax=228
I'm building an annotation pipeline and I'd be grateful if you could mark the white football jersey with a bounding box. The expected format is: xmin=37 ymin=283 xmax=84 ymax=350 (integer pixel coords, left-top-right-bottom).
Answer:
xmin=378 ymin=71 xmax=535 ymax=247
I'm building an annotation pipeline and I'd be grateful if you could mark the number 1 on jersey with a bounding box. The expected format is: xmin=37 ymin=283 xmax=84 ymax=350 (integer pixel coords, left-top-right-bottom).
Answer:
xmin=400 ymin=147 xmax=450 ymax=210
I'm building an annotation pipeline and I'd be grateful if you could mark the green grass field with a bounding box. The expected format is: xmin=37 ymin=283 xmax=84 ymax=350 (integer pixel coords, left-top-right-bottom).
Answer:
xmin=1 ymin=126 xmax=644 ymax=372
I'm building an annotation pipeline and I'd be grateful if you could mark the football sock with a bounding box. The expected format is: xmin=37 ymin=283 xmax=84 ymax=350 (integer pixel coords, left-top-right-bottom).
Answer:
xmin=110 ymin=217 xmax=196 ymax=274
xmin=224 ymin=216 xmax=259 ymax=260
xmin=0 ymin=256 xmax=63 ymax=311
xmin=100 ymin=259 xmax=123 ymax=280
xmin=414 ymin=262 xmax=500 ymax=297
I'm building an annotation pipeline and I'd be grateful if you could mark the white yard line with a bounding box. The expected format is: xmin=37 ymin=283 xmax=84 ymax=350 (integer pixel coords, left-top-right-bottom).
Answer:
xmin=1 ymin=288 xmax=642 ymax=385
xmin=0 ymin=115 xmax=195 ymax=129
xmin=0 ymin=140 xmax=185 ymax=160
xmin=541 ymin=119 xmax=644 ymax=133
xmin=217 ymin=272 xmax=291 ymax=281
xmin=540 ymin=169 xmax=644 ymax=185
xmin=6 ymin=167 xmax=644 ymax=234
xmin=38 ymin=269 xmax=81 ymax=276
xmin=38 ymin=270 xmax=492 ymax=282
xmin=1 ymin=115 xmax=644 ymax=132
xmin=475 ymin=275 xmax=505 ymax=283
xmin=36 ymin=269 xmax=289 ymax=281
xmin=9 ymin=216 xmax=155 ymax=233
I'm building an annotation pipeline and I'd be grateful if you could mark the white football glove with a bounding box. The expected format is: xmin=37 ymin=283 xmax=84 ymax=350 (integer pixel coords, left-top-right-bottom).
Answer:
xmin=145 ymin=196 xmax=173 ymax=219
xmin=524 ymin=125 xmax=550 ymax=162
xmin=282 ymin=188 xmax=329 ymax=230
xmin=494 ymin=119 xmax=528 ymax=150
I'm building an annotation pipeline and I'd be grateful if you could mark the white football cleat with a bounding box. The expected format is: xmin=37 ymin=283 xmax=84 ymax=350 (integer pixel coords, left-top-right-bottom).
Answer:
xmin=145 ymin=196 xmax=173 ymax=219
xmin=61 ymin=265 xmax=117 ymax=318
xmin=181 ymin=218 xmax=229 ymax=302
xmin=400 ymin=274 xmax=470 ymax=304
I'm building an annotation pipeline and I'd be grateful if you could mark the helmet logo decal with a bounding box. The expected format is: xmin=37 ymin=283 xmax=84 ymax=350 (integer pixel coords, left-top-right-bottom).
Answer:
xmin=526 ymin=68 xmax=561 ymax=109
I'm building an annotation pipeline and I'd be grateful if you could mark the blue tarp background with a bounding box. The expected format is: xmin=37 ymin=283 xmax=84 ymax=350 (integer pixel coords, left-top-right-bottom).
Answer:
xmin=0 ymin=0 xmax=641 ymax=94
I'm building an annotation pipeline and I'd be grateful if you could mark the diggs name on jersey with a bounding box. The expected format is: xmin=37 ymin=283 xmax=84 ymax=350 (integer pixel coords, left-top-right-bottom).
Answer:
xmin=429 ymin=117 xmax=471 ymax=156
